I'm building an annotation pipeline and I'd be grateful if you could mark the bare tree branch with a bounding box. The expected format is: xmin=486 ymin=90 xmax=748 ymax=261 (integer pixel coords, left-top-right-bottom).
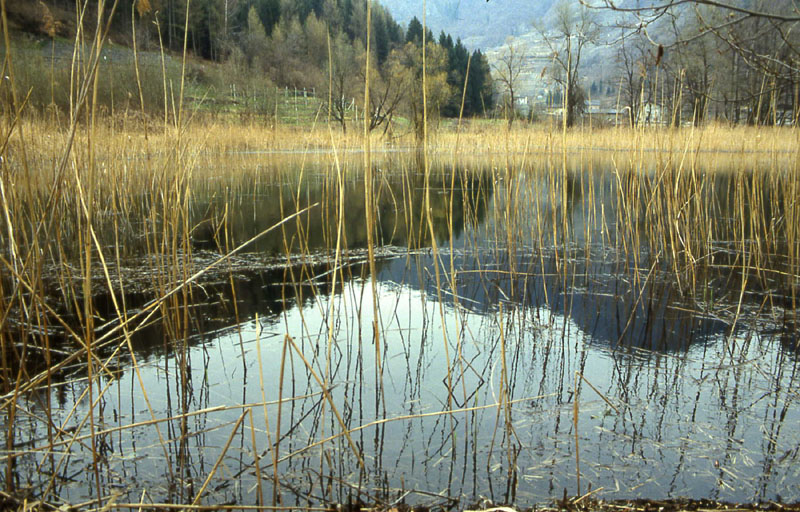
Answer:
xmin=583 ymin=0 xmax=800 ymax=23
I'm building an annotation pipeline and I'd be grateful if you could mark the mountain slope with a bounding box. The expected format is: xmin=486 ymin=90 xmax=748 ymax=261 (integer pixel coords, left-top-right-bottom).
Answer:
xmin=381 ymin=0 xmax=556 ymax=49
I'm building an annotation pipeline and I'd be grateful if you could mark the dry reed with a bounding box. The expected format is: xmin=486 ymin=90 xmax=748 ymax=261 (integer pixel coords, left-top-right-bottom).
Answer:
xmin=1 ymin=1 xmax=798 ymax=508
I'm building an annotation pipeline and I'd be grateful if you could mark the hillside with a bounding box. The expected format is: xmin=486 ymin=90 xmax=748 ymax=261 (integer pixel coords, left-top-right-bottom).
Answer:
xmin=381 ymin=0 xmax=679 ymax=51
xmin=8 ymin=0 xmax=792 ymax=129
xmin=2 ymin=0 xmax=494 ymax=128
xmin=382 ymin=0 xmax=636 ymax=102
xmin=381 ymin=0 xmax=555 ymax=49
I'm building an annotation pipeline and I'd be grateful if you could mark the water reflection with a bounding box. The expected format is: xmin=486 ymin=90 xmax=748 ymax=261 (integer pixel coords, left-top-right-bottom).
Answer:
xmin=2 ymin=153 xmax=799 ymax=507
xmin=190 ymin=164 xmax=492 ymax=254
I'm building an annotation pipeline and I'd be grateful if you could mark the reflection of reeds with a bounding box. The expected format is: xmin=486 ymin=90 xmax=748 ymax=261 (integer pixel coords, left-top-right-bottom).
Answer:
xmin=2 ymin=2 xmax=800 ymax=509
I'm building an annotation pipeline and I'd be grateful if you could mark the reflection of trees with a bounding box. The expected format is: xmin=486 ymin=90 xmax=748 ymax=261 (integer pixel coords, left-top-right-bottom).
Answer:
xmin=8 ymin=157 xmax=800 ymax=505
xmin=12 ymin=157 xmax=796 ymax=389
xmin=25 ymin=255 xmax=383 ymax=381
xmin=21 ymin=163 xmax=494 ymax=379
xmin=191 ymin=163 xmax=493 ymax=254
xmin=450 ymin=248 xmax=727 ymax=352
xmin=438 ymin=165 xmax=794 ymax=354
xmin=637 ymin=169 xmax=797 ymax=306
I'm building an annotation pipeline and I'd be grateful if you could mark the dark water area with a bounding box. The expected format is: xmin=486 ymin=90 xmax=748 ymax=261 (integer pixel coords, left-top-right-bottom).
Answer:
xmin=2 ymin=153 xmax=799 ymax=507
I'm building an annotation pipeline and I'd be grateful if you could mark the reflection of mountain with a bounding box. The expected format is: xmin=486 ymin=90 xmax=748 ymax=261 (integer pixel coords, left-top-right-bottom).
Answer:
xmin=24 ymin=164 xmax=494 ymax=373
xmin=371 ymin=167 xmax=794 ymax=355
xmin=779 ymin=325 xmax=799 ymax=359
xmin=12 ymin=159 xmax=798 ymax=380
xmin=91 ymin=260 xmax=342 ymax=362
xmin=8 ymin=156 xmax=799 ymax=507
xmin=387 ymin=249 xmax=729 ymax=353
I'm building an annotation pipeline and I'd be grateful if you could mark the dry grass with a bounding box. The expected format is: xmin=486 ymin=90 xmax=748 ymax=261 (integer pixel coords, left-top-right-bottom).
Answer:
xmin=431 ymin=121 xmax=799 ymax=157
xmin=14 ymin=114 xmax=799 ymax=159
xmin=8 ymin=115 xmax=800 ymax=306
xmin=3 ymin=122 xmax=799 ymax=509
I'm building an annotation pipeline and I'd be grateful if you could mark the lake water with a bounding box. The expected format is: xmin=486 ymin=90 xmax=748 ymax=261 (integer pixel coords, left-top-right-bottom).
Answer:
xmin=3 ymin=151 xmax=799 ymax=507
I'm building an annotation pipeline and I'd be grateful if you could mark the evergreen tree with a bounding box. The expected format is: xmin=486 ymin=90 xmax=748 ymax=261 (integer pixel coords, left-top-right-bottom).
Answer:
xmin=373 ymin=8 xmax=390 ymax=64
xmin=294 ymin=0 xmax=323 ymax=22
xmin=384 ymin=14 xmax=403 ymax=47
xmin=155 ymin=0 xmax=186 ymax=52
xmin=425 ymin=27 xmax=435 ymax=45
xmin=442 ymin=38 xmax=468 ymax=116
xmin=340 ymin=0 xmax=354 ymax=38
xmin=406 ymin=16 xmax=423 ymax=45
xmin=161 ymin=0 xmax=222 ymax=60
xmin=348 ymin=0 xmax=367 ymax=45
xmin=232 ymin=0 xmax=280 ymax=36
xmin=244 ymin=5 xmax=268 ymax=65
xmin=438 ymin=31 xmax=453 ymax=50
xmin=465 ymin=50 xmax=493 ymax=116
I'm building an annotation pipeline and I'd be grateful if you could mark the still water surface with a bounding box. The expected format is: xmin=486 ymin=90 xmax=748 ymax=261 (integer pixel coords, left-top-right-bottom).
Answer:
xmin=6 ymin=152 xmax=799 ymax=506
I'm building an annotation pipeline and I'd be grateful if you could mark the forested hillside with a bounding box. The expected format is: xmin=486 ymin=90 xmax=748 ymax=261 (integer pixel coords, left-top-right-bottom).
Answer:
xmin=396 ymin=0 xmax=800 ymax=127
xmin=3 ymin=0 xmax=494 ymax=131
xmin=8 ymin=1 xmax=797 ymax=128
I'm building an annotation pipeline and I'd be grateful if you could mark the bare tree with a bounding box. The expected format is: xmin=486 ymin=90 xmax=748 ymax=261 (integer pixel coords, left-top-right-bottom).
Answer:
xmin=585 ymin=0 xmax=800 ymax=23
xmin=615 ymin=32 xmax=651 ymax=126
xmin=325 ymin=31 xmax=362 ymax=132
xmin=364 ymin=71 xmax=405 ymax=133
xmin=675 ymin=12 xmax=719 ymax=124
xmin=537 ymin=1 xmax=601 ymax=127
xmin=492 ymin=41 xmax=527 ymax=127
xmin=385 ymin=41 xmax=452 ymax=141
xmin=355 ymin=48 xmax=406 ymax=134
xmin=587 ymin=0 xmax=800 ymax=124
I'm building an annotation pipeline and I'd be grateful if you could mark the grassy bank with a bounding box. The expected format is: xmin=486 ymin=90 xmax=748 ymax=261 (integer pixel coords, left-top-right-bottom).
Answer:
xmin=1 ymin=32 xmax=322 ymax=126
